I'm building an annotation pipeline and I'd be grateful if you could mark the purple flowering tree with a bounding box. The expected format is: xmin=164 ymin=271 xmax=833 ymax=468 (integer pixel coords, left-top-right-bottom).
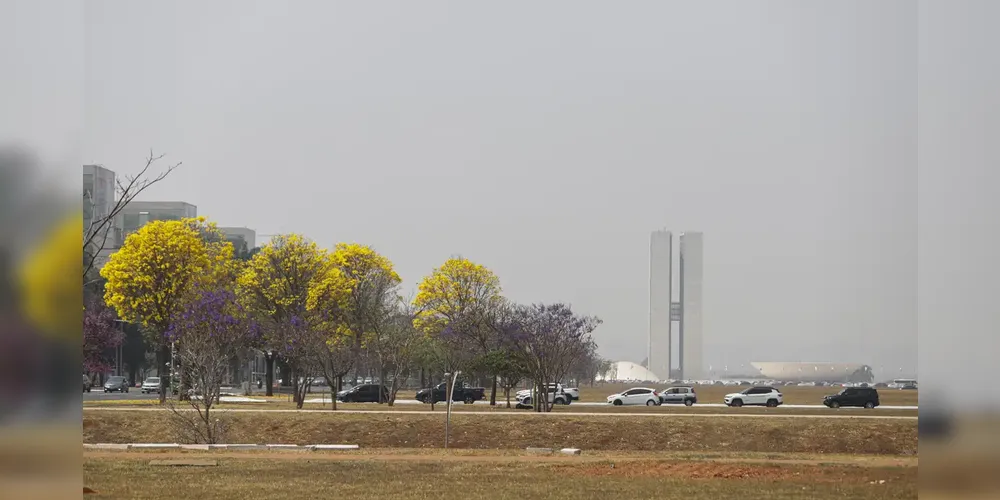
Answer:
xmin=511 ymin=303 xmax=601 ymax=412
xmin=165 ymin=286 xmax=259 ymax=443
xmin=83 ymin=299 xmax=124 ymax=378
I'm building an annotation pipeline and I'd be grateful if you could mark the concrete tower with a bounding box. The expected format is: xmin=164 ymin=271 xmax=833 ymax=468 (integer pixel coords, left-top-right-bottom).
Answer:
xmin=648 ymin=230 xmax=673 ymax=382
xmin=679 ymin=232 xmax=704 ymax=380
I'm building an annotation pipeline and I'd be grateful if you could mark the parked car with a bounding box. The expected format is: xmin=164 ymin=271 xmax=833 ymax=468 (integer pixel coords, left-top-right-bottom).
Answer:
xmin=823 ymin=387 xmax=880 ymax=409
xmin=416 ymin=381 xmax=486 ymax=404
xmin=562 ymin=387 xmax=580 ymax=401
xmin=724 ymin=386 xmax=783 ymax=407
xmin=606 ymin=387 xmax=661 ymax=406
xmin=336 ymin=384 xmax=390 ymax=403
xmin=658 ymin=386 xmax=697 ymax=406
xmin=103 ymin=376 xmax=130 ymax=393
xmin=141 ymin=377 xmax=161 ymax=394
xmin=515 ymin=384 xmax=572 ymax=409
xmin=83 ymin=375 xmax=92 ymax=393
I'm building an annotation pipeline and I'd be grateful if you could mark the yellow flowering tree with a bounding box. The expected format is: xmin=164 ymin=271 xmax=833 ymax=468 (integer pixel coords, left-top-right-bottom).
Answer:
xmin=414 ymin=257 xmax=506 ymax=403
xmin=237 ymin=234 xmax=343 ymax=402
xmin=100 ymin=217 xmax=233 ymax=403
xmin=19 ymin=210 xmax=83 ymax=343
xmin=327 ymin=243 xmax=403 ymax=402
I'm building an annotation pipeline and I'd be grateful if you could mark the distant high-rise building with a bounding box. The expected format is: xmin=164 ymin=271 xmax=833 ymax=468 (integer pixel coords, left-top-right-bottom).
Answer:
xmin=83 ymin=165 xmax=122 ymax=269
xmin=679 ymin=232 xmax=704 ymax=380
xmin=118 ymin=201 xmax=197 ymax=238
xmin=647 ymin=230 xmax=704 ymax=381
xmin=218 ymin=227 xmax=256 ymax=256
xmin=648 ymin=230 xmax=673 ymax=382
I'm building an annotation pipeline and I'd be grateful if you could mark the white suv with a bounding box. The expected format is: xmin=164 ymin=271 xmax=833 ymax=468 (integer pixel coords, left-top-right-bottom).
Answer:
xmin=724 ymin=386 xmax=783 ymax=407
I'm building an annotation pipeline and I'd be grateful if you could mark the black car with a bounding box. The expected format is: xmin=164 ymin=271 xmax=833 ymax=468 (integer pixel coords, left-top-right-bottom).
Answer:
xmin=824 ymin=387 xmax=880 ymax=408
xmin=336 ymin=384 xmax=390 ymax=403
xmin=103 ymin=376 xmax=130 ymax=393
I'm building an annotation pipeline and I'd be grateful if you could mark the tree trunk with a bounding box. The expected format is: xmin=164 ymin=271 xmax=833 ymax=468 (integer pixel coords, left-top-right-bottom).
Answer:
xmin=489 ymin=375 xmax=498 ymax=406
xmin=504 ymin=387 xmax=511 ymax=408
xmin=264 ymin=354 xmax=275 ymax=397
xmin=379 ymin=367 xmax=386 ymax=404
xmin=158 ymin=343 xmax=169 ymax=404
xmin=419 ymin=368 xmax=425 ymax=389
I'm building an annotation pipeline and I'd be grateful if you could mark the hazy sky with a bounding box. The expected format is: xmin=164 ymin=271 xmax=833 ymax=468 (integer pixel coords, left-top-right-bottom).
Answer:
xmin=24 ymin=2 xmax=923 ymax=377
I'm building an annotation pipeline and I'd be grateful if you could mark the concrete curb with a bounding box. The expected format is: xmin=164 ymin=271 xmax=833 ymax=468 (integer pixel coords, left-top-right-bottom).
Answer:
xmin=84 ymin=443 xmax=130 ymax=450
xmin=310 ymin=444 xmax=360 ymax=451
xmin=84 ymin=443 xmax=360 ymax=451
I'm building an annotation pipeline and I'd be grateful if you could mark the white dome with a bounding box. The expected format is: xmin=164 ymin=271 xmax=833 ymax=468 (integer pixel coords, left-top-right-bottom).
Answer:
xmin=599 ymin=361 xmax=663 ymax=383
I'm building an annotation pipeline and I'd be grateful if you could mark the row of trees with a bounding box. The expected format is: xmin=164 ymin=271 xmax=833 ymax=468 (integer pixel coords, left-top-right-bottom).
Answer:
xmin=83 ymin=216 xmax=607 ymax=438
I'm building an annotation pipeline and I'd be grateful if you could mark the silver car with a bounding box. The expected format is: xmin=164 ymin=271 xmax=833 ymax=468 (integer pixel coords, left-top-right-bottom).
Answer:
xmin=658 ymin=386 xmax=697 ymax=406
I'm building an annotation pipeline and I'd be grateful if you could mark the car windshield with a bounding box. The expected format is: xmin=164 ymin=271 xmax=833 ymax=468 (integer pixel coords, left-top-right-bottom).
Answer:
xmin=146 ymin=378 xmax=160 ymax=383
xmin=108 ymin=377 xmax=124 ymax=382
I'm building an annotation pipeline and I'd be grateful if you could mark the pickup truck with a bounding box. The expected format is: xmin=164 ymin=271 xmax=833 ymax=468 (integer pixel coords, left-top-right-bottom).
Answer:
xmin=415 ymin=382 xmax=486 ymax=404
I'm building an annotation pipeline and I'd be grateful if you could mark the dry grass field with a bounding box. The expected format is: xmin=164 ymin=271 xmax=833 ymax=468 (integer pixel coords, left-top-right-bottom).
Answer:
xmin=83 ymin=410 xmax=917 ymax=455
xmin=83 ymin=450 xmax=917 ymax=500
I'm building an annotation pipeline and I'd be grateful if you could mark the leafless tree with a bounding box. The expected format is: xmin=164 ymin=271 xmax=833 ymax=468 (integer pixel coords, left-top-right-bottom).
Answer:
xmin=166 ymin=334 xmax=231 ymax=444
xmin=364 ymin=301 xmax=423 ymax=406
xmin=317 ymin=337 xmax=357 ymax=410
xmin=83 ymin=151 xmax=180 ymax=285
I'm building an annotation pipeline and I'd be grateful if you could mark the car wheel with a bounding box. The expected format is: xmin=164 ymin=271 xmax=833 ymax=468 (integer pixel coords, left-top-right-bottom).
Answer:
xmin=464 ymin=397 xmax=474 ymax=405
xmin=830 ymin=401 xmax=841 ymax=409
xmin=864 ymin=401 xmax=875 ymax=409
xmin=731 ymin=399 xmax=743 ymax=407
xmin=613 ymin=399 xmax=623 ymax=406
xmin=684 ymin=399 xmax=694 ymax=407
xmin=646 ymin=399 xmax=656 ymax=406
xmin=766 ymin=399 xmax=778 ymax=408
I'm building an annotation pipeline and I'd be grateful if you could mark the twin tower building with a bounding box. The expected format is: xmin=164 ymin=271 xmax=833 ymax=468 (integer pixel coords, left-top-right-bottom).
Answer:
xmin=648 ymin=230 xmax=703 ymax=382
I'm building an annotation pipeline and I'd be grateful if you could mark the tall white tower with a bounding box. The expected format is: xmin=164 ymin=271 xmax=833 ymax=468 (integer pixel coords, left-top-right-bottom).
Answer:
xmin=648 ymin=230 xmax=673 ymax=382
xmin=679 ymin=231 xmax=704 ymax=380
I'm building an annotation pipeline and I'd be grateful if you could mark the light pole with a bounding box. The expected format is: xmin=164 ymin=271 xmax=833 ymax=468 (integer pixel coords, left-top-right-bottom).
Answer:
xmin=112 ymin=319 xmax=127 ymax=377
xmin=444 ymin=370 xmax=460 ymax=449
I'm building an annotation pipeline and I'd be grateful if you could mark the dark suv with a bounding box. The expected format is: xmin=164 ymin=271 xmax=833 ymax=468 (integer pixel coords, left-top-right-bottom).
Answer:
xmin=824 ymin=387 xmax=880 ymax=408
xmin=336 ymin=384 xmax=390 ymax=403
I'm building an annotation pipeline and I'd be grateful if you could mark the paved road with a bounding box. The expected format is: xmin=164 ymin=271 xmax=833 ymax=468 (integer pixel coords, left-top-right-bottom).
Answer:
xmin=83 ymin=407 xmax=916 ymax=420
xmin=83 ymin=392 xmax=917 ymax=411
xmin=309 ymin=398 xmax=918 ymax=410
xmin=84 ymin=391 xmax=160 ymax=401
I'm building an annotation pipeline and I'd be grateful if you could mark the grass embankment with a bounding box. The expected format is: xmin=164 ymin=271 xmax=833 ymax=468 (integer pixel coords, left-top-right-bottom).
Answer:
xmin=83 ymin=452 xmax=918 ymax=500
xmin=84 ymin=411 xmax=917 ymax=455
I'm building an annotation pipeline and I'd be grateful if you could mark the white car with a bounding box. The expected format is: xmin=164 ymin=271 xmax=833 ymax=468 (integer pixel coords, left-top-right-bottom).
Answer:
xmin=562 ymin=387 xmax=580 ymax=401
xmin=515 ymin=384 xmax=572 ymax=408
xmin=607 ymin=387 xmax=661 ymax=406
xmin=724 ymin=386 xmax=783 ymax=407
xmin=141 ymin=377 xmax=161 ymax=394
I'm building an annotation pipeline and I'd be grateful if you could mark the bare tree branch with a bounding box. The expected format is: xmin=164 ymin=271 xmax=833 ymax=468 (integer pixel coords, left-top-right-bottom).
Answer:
xmin=83 ymin=150 xmax=181 ymax=281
